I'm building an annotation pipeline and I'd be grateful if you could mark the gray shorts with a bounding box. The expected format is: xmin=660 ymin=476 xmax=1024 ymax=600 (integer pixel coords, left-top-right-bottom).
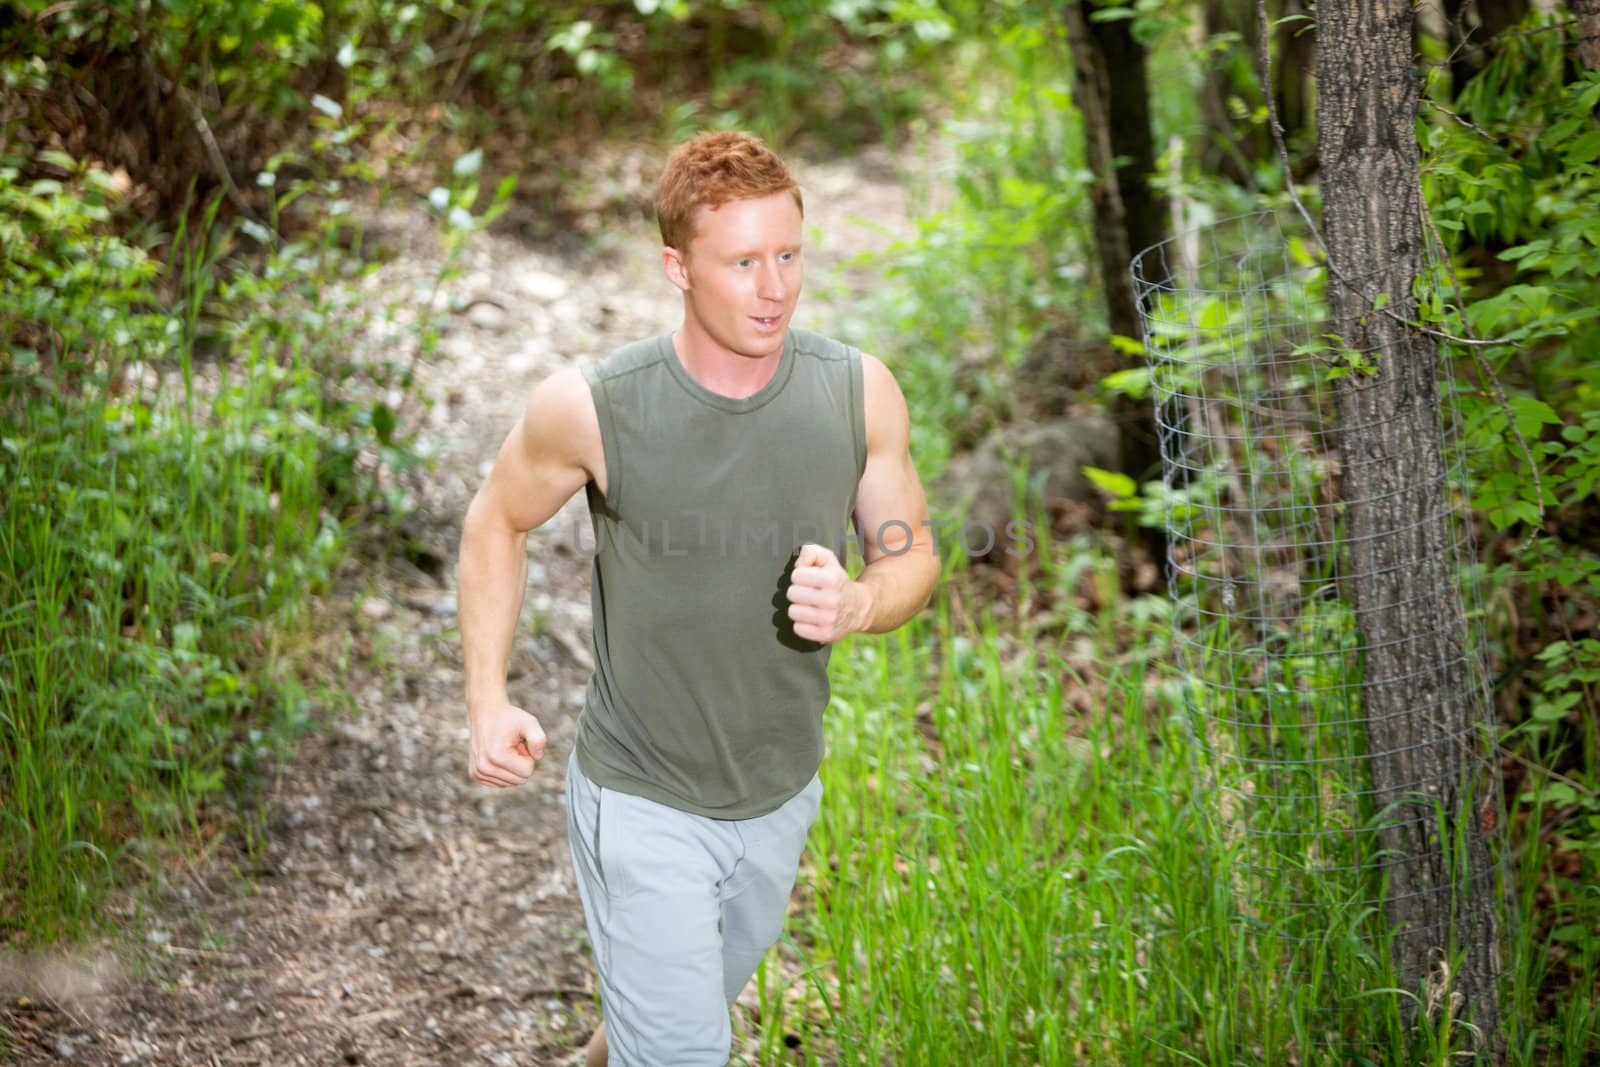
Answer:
xmin=565 ymin=749 xmax=823 ymax=1066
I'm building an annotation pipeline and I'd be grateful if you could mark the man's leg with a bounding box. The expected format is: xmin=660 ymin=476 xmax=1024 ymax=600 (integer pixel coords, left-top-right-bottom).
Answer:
xmin=718 ymin=772 xmax=824 ymax=1005
xmin=565 ymin=751 xmax=744 ymax=1067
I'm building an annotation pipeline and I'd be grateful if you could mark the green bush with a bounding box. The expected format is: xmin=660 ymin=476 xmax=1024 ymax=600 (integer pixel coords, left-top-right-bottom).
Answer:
xmin=0 ymin=133 xmax=415 ymax=939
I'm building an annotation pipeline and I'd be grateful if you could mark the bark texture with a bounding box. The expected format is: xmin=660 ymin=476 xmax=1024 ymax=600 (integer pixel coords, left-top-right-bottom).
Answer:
xmin=1064 ymin=0 xmax=1141 ymax=344
xmin=1315 ymin=0 xmax=1505 ymax=1058
xmin=1575 ymin=0 xmax=1600 ymax=70
xmin=1088 ymin=9 xmax=1167 ymax=262
xmin=1063 ymin=0 xmax=1169 ymax=517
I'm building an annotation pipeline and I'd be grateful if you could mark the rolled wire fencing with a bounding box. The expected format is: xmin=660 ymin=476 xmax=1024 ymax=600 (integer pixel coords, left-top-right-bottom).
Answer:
xmin=1130 ymin=212 xmax=1505 ymax=1054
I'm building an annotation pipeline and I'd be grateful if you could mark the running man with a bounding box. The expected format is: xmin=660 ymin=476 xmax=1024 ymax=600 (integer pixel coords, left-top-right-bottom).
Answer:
xmin=457 ymin=130 xmax=939 ymax=1065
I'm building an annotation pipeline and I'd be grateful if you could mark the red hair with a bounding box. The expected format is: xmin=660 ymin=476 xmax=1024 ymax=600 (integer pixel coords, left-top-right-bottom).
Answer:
xmin=655 ymin=131 xmax=803 ymax=251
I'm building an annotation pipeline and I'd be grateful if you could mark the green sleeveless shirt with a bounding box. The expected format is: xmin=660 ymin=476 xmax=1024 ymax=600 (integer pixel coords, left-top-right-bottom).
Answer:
xmin=572 ymin=327 xmax=868 ymax=819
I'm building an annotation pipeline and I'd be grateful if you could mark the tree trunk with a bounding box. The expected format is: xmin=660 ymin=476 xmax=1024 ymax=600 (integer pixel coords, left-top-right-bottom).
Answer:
xmin=1064 ymin=0 xmax=1169 ymax=491
xmin=1087 ymin=8 xmax=1167 ymax=261
xmin=1316 ymin=0 xmax=1505 ymax=1059
xmin=1064 ymin=0 xmax=1139 ymax=344
xmin=1062 ymin=0 xmax=1171 ymax=570
xmin=1574 ymin=0 xmax=1600 ymax=70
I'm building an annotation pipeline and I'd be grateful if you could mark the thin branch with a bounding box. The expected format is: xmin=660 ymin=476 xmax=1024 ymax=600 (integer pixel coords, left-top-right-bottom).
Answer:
xmin=1495 ymin=18 xmax=1580 ymax=42
xmin=1422 ymin=98 xmax=1497 ymax=142
xmin=1494 ymin=743 xmax=1600 ymax=801
xmin=133 ymin=45 xmax=282 ymax=249
xmin=175 ymin=83 xmax=259 ymax=221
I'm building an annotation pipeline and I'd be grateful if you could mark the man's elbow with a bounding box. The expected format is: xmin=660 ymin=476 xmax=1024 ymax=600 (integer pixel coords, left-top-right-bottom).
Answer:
xmin=459 ymin=493 xmax=527 ymax=565
xmin=890 ymin=543 xmax=941 ymax=622
xmin=915 ymin=547 xmax=941 ymax=610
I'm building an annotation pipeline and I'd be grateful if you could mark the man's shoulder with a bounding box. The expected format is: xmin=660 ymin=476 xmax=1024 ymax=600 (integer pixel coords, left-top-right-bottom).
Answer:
xmin=585 ymin=334 xmax=670 ymax=385
xmin=788 ymin=326 xmax=857 ymax=364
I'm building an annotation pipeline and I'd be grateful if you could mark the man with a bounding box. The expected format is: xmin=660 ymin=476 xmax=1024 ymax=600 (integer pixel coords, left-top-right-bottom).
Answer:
xmin=456 ymin=131 xmax=939 ymax=1066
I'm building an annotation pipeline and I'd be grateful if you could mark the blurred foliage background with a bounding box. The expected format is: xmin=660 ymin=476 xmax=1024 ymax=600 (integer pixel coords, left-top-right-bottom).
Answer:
xmin=3 ymin=0 xmax=1598 ymax=1060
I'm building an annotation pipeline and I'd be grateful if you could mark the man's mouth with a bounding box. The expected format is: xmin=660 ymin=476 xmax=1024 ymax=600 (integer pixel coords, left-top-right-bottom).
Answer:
xmin=751 ymin=315 xmax=781 ymax=329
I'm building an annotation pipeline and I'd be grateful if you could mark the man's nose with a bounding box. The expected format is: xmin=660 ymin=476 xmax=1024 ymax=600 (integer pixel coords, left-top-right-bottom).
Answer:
xmin=758 ymin=263 xmax=787 ymax=301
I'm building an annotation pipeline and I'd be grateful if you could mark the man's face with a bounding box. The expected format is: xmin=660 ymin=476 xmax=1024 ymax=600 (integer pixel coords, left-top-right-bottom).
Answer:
xmin=669 ymin=190 xmax=804 ymax=360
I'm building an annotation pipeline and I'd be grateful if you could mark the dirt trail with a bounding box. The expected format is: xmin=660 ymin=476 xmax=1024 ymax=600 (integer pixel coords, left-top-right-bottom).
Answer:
xmin=4 ymin=146 xmax=916 ymax=1066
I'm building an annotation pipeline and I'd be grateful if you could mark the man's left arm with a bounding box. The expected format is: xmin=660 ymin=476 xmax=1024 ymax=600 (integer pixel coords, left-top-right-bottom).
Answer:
xmin=787 ymin=353 xmax=940 ymax=643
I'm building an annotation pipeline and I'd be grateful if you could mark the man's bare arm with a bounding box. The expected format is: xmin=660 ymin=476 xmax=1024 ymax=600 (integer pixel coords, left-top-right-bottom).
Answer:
xmin=847 ymin=353 xmax=939 ymax=633
xmin=786 ymin=354 xmax=938 ymax=642
xmin=457 ymin=367 xmax=601 ymax=784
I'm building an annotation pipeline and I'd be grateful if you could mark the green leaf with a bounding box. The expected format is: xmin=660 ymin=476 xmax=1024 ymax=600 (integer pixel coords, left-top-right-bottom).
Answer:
xmin=1083 ymin=466 xmax=1137 ymax=499
xmin=1287 ymin=235 xmax=1319 ymax=265
xmin=1527 ymin=781 xmax=1578 ymax=806
xmin=40 ymin=149 xmax=78 ymax=172
xmin=1531 ymin=699 xmax=1572 ymax=723
xmin=1565 ymin=129 xmax=1600 ymax=165
xmin=1509 ymin=396 xmax=1561 ymax=439
xmin=1543 ymin=116 xmax=1584 ymax=146
xmin=1197 ymin=299 xmax=1231 ymax=330
xmin=1537 ymin=640 xmax=1572 ymax=664
xmin=1109 ymin=333 xmax=1145 ymax=357
xmin=1496 ymin=240 xmax=1549 ymax=263
xmin=371 ymin=401 xmax=397 ymax=446
xmin=1101 ymin=367 xmax=1151 ymax=399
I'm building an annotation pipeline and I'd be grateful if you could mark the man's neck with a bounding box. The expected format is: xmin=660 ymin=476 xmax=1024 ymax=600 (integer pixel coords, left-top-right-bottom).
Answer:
xmin=670 ymin=326 xmax=785 ymax=400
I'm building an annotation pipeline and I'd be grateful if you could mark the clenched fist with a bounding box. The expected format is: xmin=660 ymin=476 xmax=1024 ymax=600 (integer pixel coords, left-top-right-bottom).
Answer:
xmin=468 ymin=702 xmax=547 ymax=788
xmin=785 ymin=543 xmax=872 ymax=645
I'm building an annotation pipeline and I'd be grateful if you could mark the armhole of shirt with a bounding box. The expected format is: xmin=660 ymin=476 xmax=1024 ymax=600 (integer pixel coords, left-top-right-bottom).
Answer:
xmin=582 ymin=362 xmax=623 ymax=514
xmin=847 ymin=347 xmax=868 ymax=483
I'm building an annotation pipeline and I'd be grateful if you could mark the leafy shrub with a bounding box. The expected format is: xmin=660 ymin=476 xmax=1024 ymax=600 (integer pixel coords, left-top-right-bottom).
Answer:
xmin=0 ymin=131 xmax=425 ymax=937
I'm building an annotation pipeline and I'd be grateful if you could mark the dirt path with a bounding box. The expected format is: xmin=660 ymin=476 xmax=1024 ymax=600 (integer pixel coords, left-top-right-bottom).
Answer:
xmin=4 ymin=145 xmax=916 ymax=1066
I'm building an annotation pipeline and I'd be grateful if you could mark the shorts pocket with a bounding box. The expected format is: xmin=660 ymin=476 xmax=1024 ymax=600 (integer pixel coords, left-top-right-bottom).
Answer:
xmin=595 ymin=785 xmax=631 ymax=900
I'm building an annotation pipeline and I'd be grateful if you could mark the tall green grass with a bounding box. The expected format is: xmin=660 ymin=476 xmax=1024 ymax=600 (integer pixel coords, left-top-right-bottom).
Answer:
xmin=0 ymin=152 xmax=424 ymax=942
xmin=782 ymin=50 xmax=1597 ymax=1052
xmin=739 ymin=532 xmax=1596 ymax=1065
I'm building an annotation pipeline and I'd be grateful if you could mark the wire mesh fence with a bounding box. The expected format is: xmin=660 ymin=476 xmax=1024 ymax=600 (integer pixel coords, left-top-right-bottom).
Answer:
xmin=1131 ymin=211 xmax=1506 ymax=1053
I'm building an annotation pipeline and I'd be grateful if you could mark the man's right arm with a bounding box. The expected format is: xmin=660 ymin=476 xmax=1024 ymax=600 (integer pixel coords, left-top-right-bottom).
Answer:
xmin=457 ymin=367 xmax=601 ymax=787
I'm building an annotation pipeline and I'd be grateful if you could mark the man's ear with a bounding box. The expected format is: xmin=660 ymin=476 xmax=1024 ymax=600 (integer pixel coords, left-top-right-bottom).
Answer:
xmin=662 ymin=246 xmax=691 ymax=292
